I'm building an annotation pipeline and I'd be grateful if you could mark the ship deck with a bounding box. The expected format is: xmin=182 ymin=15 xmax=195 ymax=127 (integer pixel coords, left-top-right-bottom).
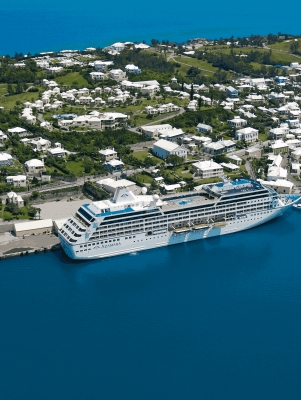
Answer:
xmin=161 ymin=190 xmax=217 ymax=211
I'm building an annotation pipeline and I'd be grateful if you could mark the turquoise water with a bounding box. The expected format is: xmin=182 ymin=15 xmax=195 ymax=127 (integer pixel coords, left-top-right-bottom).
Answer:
xmin=0 ymin=209 xmax=301 ymax=399
xmin=1 ymin=0 xmax=301 ymax=54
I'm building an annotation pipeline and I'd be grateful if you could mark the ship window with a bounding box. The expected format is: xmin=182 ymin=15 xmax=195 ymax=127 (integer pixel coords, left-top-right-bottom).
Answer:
xmin=88 ymin=244 xmax=91 ymax=246
xmin=80 ymin=245 xmax=83 ymax=248
xmin=109 ymin=240 xmax=112 ymax=242
xmin=105 ymin=241 xmax=107 ymax=243
xmin=84 ymin=245 xmax=87 ymax=247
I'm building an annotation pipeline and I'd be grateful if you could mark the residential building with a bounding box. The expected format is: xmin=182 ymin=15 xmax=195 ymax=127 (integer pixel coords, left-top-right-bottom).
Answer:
xmin=94 ymin=60 xmax=114 ymax=71
xmin=6 ymin=175 xmax=27 ymax=187
xmin=104 ymin=159 xmax=124 ymax=172
xmin=269 ymin=127 xmax=289 ymax=140
xmin=226 ymin=86 xmax=238 ymax=98
xmin=99 ymin=147 xmax=118 ymax=162
xmin=30 ymin=137 xmax=51 ymax=152
xmin=6 ymin=192 xmax=24 ymax=207
xmin=0 ymin=152 xmax=13 ymax=166
xmin=46 ymin=66 xmax=63 ymax=74
xmin=0 ymin=131 xmax=8 ymax=146
xmin=108 ymin=69 xmax=127 ymax=82
xmin=152 ymin=139 xmax=187 ymax=159
xmin=25 ymin=159 xmax=46 ymax=175
xmin=90 ymin=71 xmax=106 ymax=80
xmin=141 ymin=85 xmax=159 ymax=97
xmin=159 ymin=128 xmax=185 ymax=142
xmin=204 ymin=140 xmax=236 ymax=155
xmin=235 ymin=127 xmax=258 ymax=142
xmin=111 ymin=42 xmax=125 ymax=51
xmin=125 ymin=64 xmax=141 ymax=74
xmin=227 ymin=116 xmax=247 ymax=128
xmin=7 ymin=127 xmax=27 ymax=136
xmin=192 ymin=160 xmax=223 ymax=178
xmin=197 ymin=123 xmax=213 ymax=134
xmin=245 ymin=146 xmax=261 ymax=158
xmin=270 ymin=140 xmax=289 ymax=155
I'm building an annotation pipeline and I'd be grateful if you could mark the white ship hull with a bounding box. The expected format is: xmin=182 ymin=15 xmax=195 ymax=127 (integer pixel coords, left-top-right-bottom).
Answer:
xmin=60 ymin=205 xmax=286 ymax=260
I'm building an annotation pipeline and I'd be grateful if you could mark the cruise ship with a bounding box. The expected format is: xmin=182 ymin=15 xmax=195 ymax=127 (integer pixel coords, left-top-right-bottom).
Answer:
xmin=58 ymin=178 xmax=297 ymax=260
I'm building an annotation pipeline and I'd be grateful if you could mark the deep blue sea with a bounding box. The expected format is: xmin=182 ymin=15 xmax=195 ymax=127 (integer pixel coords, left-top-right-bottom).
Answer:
xmin=0 ymin=209 xmax=301 ymax=400
xmin=1 ymin=0 xmax=301 ymax=55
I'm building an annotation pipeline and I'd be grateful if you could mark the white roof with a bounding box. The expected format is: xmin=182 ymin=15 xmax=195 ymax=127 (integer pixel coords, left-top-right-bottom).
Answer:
xmin=236 ymin=127 xmax=258 ymax=134
xmin=192 ymin=160 xmax=223 ymax=171
xmin=8 ymin=127 xmax=26 ymax=133
xmin=48 ymin=148 xmax=66 ymax=155
xmin=14 ymin=219 xmax=53 ymax=232
xmin=0 ymin=152 xmax=12 ymax=161
xmin=161 ymin=184 xmax=181 ymax=191
xmin=25 ymin=159 xmax=44 ymax=167
xmin=98 ymin=178 xmax=135 ymax=188
xmin=106 ymin=159 xmax=124 ymax=166
xmin=153 ymin=139 xmax=180 ymax=152
xmin=6 ymin=175 xmax=26 ymax=181
xmin=99 ymin=148 xmax=117 ymax=156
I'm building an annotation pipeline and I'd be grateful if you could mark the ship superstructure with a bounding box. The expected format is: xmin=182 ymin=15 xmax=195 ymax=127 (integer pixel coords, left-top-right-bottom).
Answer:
xmin=58 ymin=178 xmax=296 ymax=260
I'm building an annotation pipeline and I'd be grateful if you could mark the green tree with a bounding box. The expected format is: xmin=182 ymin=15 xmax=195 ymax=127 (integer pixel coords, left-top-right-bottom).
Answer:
xmin=165 ymin=154 xmax=183 ymax=167
xmin=290 ymin=41 xmax=300 ymax=54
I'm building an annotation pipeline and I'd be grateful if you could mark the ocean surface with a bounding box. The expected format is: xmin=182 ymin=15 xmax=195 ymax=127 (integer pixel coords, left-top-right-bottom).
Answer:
xmin=0 ymin=209 xmax=301 ymax=400
xmin=1 ymin=0 xmax=301 ymax=55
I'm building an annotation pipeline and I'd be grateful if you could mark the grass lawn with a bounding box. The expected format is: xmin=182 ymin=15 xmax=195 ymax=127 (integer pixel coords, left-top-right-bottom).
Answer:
xmin=65 ymin=160 xmax=85 ymax=176
xmin=1 ymin=205 xmax=31 ymax=222
xmin=174 ymin=166 xmax=193 ymax=179
xmin=269 ymin=51 xmax=301 ymax=64
xmin=268 ymin=39 xmax=301 ymax=52
xmin=55 ymin=72 xmax=89 ymax=87
xmin=0 ymin=84 xmax=7 ymax=96
xmin=258 ymin=133 xmax=268 ymax=141
xmin=173 ymin=56 xmax=217 ymax=73
xmin=131 ymin=150 xmax=149 ymax=161
xmin=134 ymin=173 xmax=153 ymax=184
xmin=0 ymin=91 xmax=40 ymax=110
xmin=196 ymin=177 xmax=221 ymax=184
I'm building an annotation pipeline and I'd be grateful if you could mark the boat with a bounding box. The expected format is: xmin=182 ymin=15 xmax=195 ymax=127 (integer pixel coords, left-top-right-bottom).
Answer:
xmin=293 ymin=203 xmax=301 ymax=209
xmin=58 ymin=178 xmax=299 ymax=260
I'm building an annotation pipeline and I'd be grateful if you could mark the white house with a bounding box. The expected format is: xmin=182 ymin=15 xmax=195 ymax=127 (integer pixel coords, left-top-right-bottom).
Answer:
xmin=125 ymin=64 xmax=141 ymax=74
xmin=141 ymin=85 xmax=160 ymax=97
xmin=6 ymin=175 xmax=27 ymax=187
xmin=267 ymin=155 xmax=287 ymax=181
xmin=8 ymin=127 xmax=27 ymax=136
xmin=159 ymin=128 xmax=185 ymax=142
xmin=46 ymin=66 xmax=63 ymax=74
xmin=99 ymin=147 xmax=117 ymax=162
xmin=152 ymin=139 xmax=187 ymax=160
xmin=47 ymin=147 xmax=67 ymax=158
xmin=94 ymin=60 xmax=114 ymax=71
xmin=197 ymin=123 xmax=213 ymax=134
xmin=235 ymin=127 xmax=258 ymax=142
xmin=192 ymin=160 xmax=223 ymax=178
xmin=25 ymin=159 xmax=46 ymax=175
xmin=269 ymin=128 xmax=289 ymax=141
xmin=227 ymin=116 xmax=247 ymax=128
xmin=108 ymin=69 xmax=126 ymax=82
xmin=111 ymin=42 xmax=125 ymax=52
xmin=0 ymin=152 xmax=13 ymax=166
xmin=6 ymin=192 xmax=24 ymax=207
xmin=30 ymin=137 xmax=51 ymax=152
xmin=0 ymin=131 xmax=8 ymax=146
xmin=89 ymin=71 xmax=106 ymax=80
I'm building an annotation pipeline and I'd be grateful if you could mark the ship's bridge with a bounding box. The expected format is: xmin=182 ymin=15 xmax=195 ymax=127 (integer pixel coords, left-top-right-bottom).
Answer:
xmin=80 ymin=186 xmax=163 ymax=218
xmin=203 ymin=178 xmax=264 ymax=197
